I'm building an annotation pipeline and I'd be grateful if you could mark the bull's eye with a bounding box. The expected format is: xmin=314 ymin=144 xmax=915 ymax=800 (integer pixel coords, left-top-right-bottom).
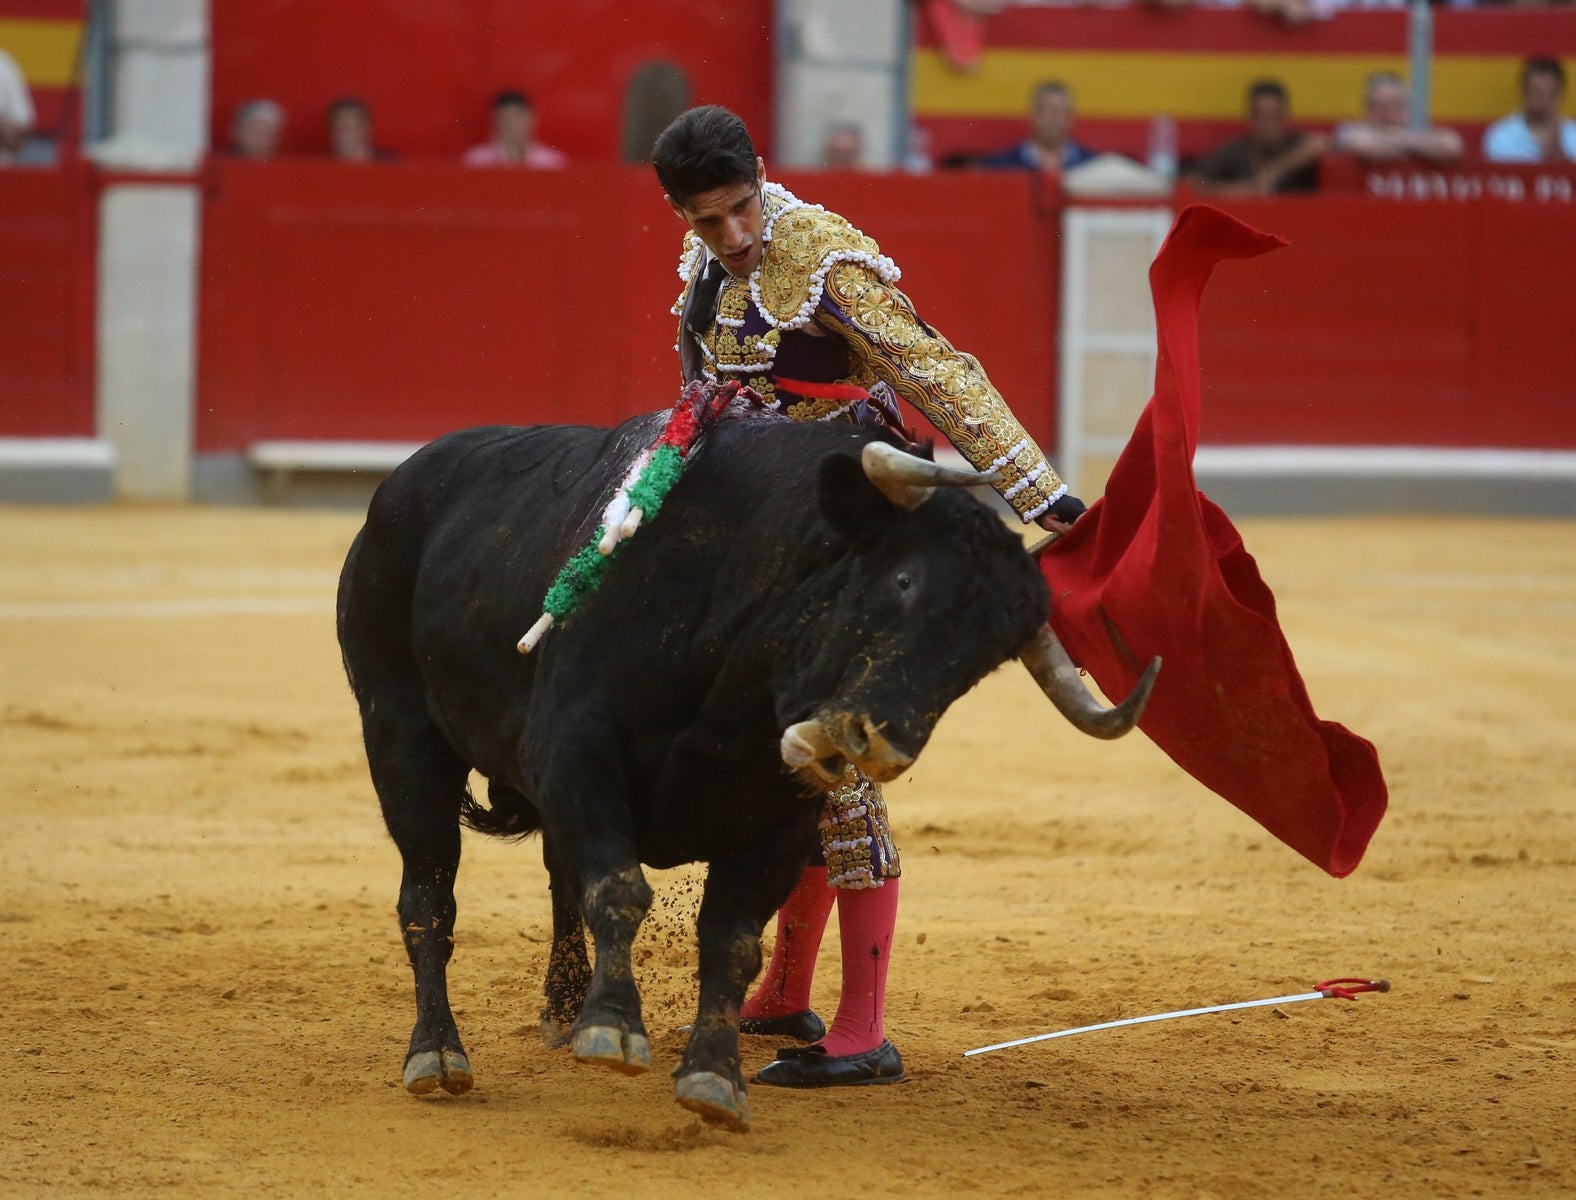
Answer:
xmin=895 ymin=570 xmax=914 ymax=591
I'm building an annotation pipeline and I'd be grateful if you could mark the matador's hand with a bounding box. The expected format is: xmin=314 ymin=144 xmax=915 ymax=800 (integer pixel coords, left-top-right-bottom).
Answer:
xmin=1036 ymin=492 xmax=1087 ymax=534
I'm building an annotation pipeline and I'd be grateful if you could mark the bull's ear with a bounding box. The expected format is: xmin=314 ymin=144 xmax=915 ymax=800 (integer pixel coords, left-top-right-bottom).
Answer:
xmin=818 ymin=450 xmax=898 ymax=546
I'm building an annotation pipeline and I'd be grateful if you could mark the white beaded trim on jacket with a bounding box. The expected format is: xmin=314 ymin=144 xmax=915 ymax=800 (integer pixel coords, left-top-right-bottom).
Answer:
xmin=677 ymin=237 xmax=702 ymax=283
xmin=747 ymin=182 xmax=901 ymax=332
xmin=1021 ymin=481 xmax=1068 ymax=522
xmin=670 ymin=184 xmax=900 ymax=334
xmin=989 ymin=439 xmax=1030 ymax=471
xmin=1002 ymin=462 xmax=1047 ymax=501
xmin=759 ymin=180 xmax=804 ymax=238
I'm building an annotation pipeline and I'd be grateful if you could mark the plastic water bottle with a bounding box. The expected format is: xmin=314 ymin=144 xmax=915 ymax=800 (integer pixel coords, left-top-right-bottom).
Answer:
xmin=1147 ymin=114 xmax=1178 ymax=182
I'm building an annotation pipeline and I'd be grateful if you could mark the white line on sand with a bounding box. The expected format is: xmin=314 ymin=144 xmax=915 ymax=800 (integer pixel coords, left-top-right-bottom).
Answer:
xmin=0 ymin=597 xmax=333 ymax=620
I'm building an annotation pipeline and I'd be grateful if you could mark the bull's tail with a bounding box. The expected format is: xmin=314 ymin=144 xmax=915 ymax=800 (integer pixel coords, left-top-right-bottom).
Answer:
xmin=460 ymin=779 xmax=544 ymax=840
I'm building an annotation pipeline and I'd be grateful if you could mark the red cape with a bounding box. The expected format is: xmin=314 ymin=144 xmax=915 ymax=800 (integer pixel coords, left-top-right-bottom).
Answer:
xmin=1041 ymin=205 xmax=1387 ymax=878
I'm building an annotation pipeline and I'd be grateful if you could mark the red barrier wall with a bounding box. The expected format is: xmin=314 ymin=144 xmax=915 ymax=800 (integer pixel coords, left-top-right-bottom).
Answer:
xmin=195 ymin=162 xmax=1059 ymax=453
xmin=7 ymin=158 xmax=1573 ymax=459
xmin=195 ymin=160 xmax=1576 ymax=458
xmin=210 ymin=0 xmax=773 ymax=161
xmin=0 ymin=161 xmax=95 ymax=436
xmin=1188 ymin=190 xmax=1576 ymax=449
xmin=1321 ymin=154 xmax=1576 ymax=204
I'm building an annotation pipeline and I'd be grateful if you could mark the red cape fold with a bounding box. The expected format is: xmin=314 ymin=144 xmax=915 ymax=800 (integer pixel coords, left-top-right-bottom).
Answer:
xmin=1040 ymin=205 xmax=1387 ymax=877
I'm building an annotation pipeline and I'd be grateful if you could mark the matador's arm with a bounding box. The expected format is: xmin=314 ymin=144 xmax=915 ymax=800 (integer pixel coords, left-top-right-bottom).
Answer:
xmin=818 ymin=260 xmax=1068 ymax=522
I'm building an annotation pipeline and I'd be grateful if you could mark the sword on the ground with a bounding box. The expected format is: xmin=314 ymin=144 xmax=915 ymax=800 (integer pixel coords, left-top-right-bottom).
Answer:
xmin=963 ymin=977 xmax=1390 ymax=1057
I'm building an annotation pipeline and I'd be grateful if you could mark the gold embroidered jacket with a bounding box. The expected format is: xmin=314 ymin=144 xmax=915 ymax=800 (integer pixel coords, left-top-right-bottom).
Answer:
xmin=672 ymin=182 xmax=1068 ymax=522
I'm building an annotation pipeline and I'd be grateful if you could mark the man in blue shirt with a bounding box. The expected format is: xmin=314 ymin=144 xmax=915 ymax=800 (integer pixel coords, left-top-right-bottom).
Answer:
xmin=980 ymin=80 xmax=1095 ymax=174
xmin=1483 ymin=57 xmax=1576 ymax=164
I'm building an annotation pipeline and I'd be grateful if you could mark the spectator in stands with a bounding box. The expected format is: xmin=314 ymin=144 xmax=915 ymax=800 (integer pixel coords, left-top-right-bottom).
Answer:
xmin=820 ymin=120 xmax=866 ymax=169
xmin=326 ymin=95 xmax=390 ymax=163
xmin=463 ymin=90 xmax=567 ymax=168
xmin=1245 ymin=0 xmax=1318 ymax=29
xmin=230 ymin=98 xmax=286 ymax=160
xmin=979 ymin=80 xmax=1095 ymax=174
xmin=1333 ymin=72 xmax=1463 ymax=165
xmin=1186 ymin=79 xmax=1328 ymax=196
xmin=0 ymin=46 xmax=34 ymax=165
xmin=1483 ymin=56 xmax=1576 ymax=163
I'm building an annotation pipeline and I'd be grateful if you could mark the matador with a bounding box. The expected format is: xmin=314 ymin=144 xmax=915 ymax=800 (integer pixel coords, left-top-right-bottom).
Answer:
xmin=655 ymin=105 xmax=1084 ymax=1089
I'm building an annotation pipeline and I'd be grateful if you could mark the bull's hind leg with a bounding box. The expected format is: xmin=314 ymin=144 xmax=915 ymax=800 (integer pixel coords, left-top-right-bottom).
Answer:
xmin=365 ymin=713 xmax=474 ymax=1096
xmin=539 ymin=832 xmax=592 ymax=1049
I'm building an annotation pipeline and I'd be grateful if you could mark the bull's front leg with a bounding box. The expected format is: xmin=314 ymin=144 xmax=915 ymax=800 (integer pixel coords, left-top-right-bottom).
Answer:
xmin=533 ymin=726 xmax=654 ymax=1074
xmin=675 ymin=850 xmax=805 ymax=1131
xmin=569 ymin=861 xmax=654 ymax=1074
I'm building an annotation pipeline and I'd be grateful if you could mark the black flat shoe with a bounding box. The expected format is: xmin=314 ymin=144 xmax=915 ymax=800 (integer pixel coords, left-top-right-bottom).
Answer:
xmin=738 ymin=1009 xmax=826 ymax=1042
xmin=753 ymin=1039 xmax=905 ymax=1088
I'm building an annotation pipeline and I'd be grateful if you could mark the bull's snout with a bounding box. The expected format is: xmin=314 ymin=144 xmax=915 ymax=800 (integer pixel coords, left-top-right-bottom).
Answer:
xmin=845 ymin=715 xmax=914 ymax=781
xmin=780 ymin=713 xmax=915 ymax=785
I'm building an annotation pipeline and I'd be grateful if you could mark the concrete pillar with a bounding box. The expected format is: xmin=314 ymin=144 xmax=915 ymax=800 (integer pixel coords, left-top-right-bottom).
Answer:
xmin=774 ymin=0 xmax=908 ymax=170
xmin=95 ymin=185 xmax=200 ymax=499
xmin=89 ymin=0 xmax=210 ymax=499
xmin=93 ymin=0 xmax=210 ymax=169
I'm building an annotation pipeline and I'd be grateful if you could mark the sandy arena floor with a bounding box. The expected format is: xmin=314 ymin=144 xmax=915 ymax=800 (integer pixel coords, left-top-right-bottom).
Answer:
xmin=1 ymin=504 xmax=1572 ymax=1199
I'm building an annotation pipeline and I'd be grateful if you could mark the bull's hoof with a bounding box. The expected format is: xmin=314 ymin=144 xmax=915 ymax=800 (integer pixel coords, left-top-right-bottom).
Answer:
xmin=540 ymin=1014 xmax=574 ymax=1050
xmin=674 ymin=1071 xmax=750 ymax=1132
xmin=571 ymin=1024 xmax=651 ymax=1076
xmin=402 ymin=1048 xmax=473 ymax=1096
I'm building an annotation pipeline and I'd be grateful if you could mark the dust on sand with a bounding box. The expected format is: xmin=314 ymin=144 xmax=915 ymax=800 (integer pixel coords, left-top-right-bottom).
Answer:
xmin=2 ymin=505 xmax=1571 ymax=1198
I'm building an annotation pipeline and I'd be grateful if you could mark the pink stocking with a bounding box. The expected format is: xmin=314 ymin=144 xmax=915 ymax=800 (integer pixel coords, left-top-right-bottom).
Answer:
xmin=819 ymin=876 xmax=899 ymax=1057
xmin=741 ymin=866 xmax=836 ymax=1018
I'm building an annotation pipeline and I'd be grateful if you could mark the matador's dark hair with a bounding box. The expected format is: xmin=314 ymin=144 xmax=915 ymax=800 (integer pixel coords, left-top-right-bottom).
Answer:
xmin=651 ymin=105 xmax=758 ymax=208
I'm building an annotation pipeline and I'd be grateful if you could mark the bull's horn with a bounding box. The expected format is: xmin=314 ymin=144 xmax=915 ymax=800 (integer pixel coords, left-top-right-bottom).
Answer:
xmin=1019 ymin=625 xmax=1159 ymax=740
xmin=860 ymin=442 xmax=1001 ymax=511
xmin=780 ymin=719 xmax=847 ymax=784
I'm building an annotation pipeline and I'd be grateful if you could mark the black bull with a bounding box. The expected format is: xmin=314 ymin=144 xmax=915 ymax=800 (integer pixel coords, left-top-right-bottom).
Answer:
xmin=336 ymin=414 xmax=1157 ymax=1130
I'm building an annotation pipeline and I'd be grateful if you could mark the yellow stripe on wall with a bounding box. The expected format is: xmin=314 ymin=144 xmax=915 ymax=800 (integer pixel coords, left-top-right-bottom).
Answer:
xmin=0 ymin=19 xmax=83 ymax=87
xmin=913 ymin=48 xmax=1531 ymax=122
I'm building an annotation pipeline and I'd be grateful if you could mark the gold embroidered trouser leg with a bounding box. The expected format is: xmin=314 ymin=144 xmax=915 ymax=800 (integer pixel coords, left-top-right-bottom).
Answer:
xmin=819 ymin=766 xmax=901 ymax=890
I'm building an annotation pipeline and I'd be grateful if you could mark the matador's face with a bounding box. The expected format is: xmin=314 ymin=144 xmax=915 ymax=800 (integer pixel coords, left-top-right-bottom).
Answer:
xmin=667 ymin=157 xmax=768 ymax=278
